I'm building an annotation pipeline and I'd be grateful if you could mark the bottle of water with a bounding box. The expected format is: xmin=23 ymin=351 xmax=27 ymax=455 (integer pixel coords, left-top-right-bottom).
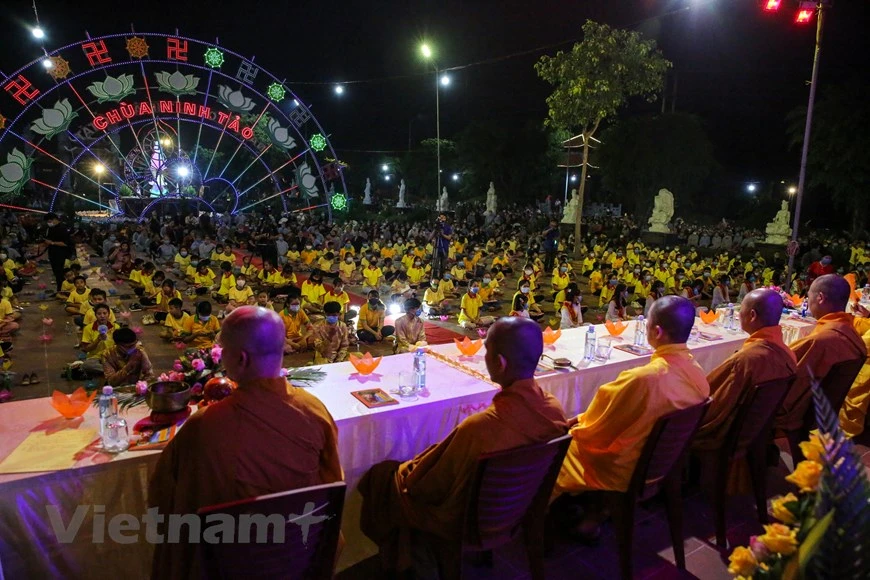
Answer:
xmin=98 ymin=386 xmax=114 ymax=436
xmin=65 ymin=321 xmax=73 ymax=336
xmin=634 ymin=315 xmax=646 ymax=347
xmin=726 ymin=303 xmax=735 ymax=331
xmin=801 ymin=299 xmax=808 ymax=318
xmin=584 ymin=326 xmax=597 ymax=361
xmin=413 ymin=348 xmax=426 ymax=392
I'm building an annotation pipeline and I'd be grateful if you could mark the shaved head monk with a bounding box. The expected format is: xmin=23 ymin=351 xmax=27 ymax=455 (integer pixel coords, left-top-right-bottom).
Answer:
xmin=359 ymin=317 xmax=567 ymax=575
xmin=552 ymin=296 xmax=709 ymax=531
xmin=149 ymin=306 xmax=342 ymax=579
xmin=693 ymin=289 xmax=797 ymax=450
xmin=776 ymin=274 xmax=864 ymax=432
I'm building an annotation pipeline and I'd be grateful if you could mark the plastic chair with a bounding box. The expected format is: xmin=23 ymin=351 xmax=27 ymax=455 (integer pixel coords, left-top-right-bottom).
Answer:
xmin=197 ymin=481 xmax=346 ymax=580
xmin=786 ymin=358 xmax=864 ymax=463
xmin=430 ymin=433 xmax=572 ymax=580
xmin=697 ymin=376 xmax=794 ymax=548
xmin=602 ymin=398 xmax=711 ymax=580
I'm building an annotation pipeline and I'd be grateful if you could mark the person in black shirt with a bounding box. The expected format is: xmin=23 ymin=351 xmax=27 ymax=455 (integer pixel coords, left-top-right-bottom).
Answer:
xmin=43 ymin=212 xmax=72 ymax=291
xmin=542 ymin=219 xmax=560 ymax=272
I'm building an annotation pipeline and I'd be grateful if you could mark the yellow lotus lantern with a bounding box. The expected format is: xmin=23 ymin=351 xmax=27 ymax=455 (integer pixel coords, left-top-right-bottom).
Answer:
xmin=349 ymin=352 xmax=382 ymax=375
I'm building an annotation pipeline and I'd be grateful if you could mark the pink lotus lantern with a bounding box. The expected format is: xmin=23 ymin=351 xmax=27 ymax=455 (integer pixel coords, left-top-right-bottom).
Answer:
xmin=132 ymin=326 xmax=143 ymax=336
xmin=174 ymin=341 xmax=186 ymax=350
xmin=37 ymin=283 xmax=47 ymax=290
xmin=119 ymin=311 xmax=132 ymax=319
xmin=439 ymin=315 xmax=449 ymax=321
xmin=42 ymin=317 xmax=54 ymax=326
xmin=39 ymin=333 xmax=54 ymax=343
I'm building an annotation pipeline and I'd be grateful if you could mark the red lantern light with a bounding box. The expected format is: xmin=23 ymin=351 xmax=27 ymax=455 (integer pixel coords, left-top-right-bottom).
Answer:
xmin=764 ymin=0 xmax=782 ymax=11
xmin=795 ymin=8 xmax=814 ymax=23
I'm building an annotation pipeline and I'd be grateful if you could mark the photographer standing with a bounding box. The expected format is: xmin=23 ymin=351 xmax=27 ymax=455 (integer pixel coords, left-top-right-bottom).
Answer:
xmin=431 ymin=213 xmax=452 ymax=280
xmin=542 ymin=219 xmax=560 ymax=273
xmin=43 ymin=212 xmax=72 ymax=292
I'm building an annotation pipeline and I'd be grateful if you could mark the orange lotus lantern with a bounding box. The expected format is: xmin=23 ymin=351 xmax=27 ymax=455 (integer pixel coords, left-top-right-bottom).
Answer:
xmin=699 ymin=309 xmax=719 ymax=325
xmin=844 ymin=273 xmax=861 ymax=302
xmin=542 ymin=326 xmax=562 ymax=345
xmin=50 ymin=387 xmax=96 ymax=419
xmin=789 ymin=293 xmax=804 ymax=308
xmin=349 ymin=352 xmax=382 ymax=375
xmin=605 ymin=320 xmax=628 ymax=337
xmin=454 ymin=336 xmax=483 ymax=356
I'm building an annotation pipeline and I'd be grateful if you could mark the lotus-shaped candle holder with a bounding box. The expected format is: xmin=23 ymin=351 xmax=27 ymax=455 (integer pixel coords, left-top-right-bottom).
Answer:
xmin=37 ymin=283 xmax=47 ymax=290
xmin=119 ymin=311 xmax=132 ymax=319
xmin=788 ymin=294 xmax=803 ymax=308
xmin=39 ymin=304 xmax=49 ymax=311
xmin=699 ymin=309 xmax=719 ymax=325
xmin=845 ymin=273 xmax=862 ymax=302
xmin=542 ymin=326 xmax=562 ymax=345
xmin=50 ymin=387 xmax=96 ymax=419
xmin=39 ymin=333 xmax=53 ymax=343
xmin=42 ymin=317 xmax=54 ymax=326
xmin=454 ymin=336 xmax=484 ymax=356
xmin=439 ymin=315 xmax=449 ymax=321
xmin=349 ymin=352 xmax=382 ymax=375
xmin=605 ymin=320 xmax=628 ymax=337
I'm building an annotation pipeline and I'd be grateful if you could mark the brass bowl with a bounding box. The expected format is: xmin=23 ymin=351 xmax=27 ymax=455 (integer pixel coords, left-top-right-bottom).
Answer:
xmin=146 ymin=381 xmax=191 ymax=413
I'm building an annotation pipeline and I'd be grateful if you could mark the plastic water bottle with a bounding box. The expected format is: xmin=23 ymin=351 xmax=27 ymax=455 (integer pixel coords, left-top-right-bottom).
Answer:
xmin=584 ymin=326 xmax=597 ymax=361
xmin=65 ymin=321 xmax=73 ymax=336
xmin=413 ymin=348 xmax=426 ymax=392
xmin=98 ymin=386 xmax=114 ymax=436
xmin=634 ymin=315 xmax=646 ymax=347
xmin=801 ymin=299 xmax=808 ymax=318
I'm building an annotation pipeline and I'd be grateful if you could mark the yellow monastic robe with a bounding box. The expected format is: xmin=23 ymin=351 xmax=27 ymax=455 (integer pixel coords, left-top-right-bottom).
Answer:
xmin=776 ymin=312 xmax=865 ymax=432
xmin=693 ymin=326 xmax=797 ymax=451
xmin=840 ymin=317 xmax=870 ymax=437
xmin=554 ymin=343 xmax=710 ymax=495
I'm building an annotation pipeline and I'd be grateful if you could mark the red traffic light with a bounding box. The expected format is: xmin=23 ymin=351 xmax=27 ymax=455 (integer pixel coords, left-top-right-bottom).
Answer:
xmin=795 ymin=8 xmax=814 ymax=23
xmin=763 ymin=0 xmax=782 ymax=11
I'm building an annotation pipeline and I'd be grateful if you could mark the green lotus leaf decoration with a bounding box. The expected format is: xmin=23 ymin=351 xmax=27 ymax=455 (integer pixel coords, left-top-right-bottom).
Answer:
xmin=155 ymin=71 xmax=200 ymax=97
xmin=86 ymin=74 xmax=136 ymax=103
xmin=31 ymin=99 xmax=78 ymax=140
xmin=0 ymin=148 xmax=33 ymax=196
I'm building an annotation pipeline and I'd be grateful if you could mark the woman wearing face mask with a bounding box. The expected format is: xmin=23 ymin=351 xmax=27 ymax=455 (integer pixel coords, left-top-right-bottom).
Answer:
xmin=174 ymin=246 xmax=192 ymax=274
xmin=737 ymin=271 xmax=756 ymax=303
xmin=551 ymin=261 xmax=572 ymax=299
xmin=509 ymin=292 xmax=530 ymax=318
xmin=357 ymin=290 xmax=395 ymax=344
xmin=606 ymin=283 xmax=630 ymax=322
xmin=339 ymin=253 xmax=361 ymax=285
xmin=312 ymin=301 xmax=350 ymax=364
xmin=423 ymin=279 xmax=450 ymax=316
xmin=458 ymin=279 xmax=495 ymax=330
xmin=644 ymin=280 xmax=666 ymax=318
xmin=514 ymin=279 xmax=544 ymax=321
xmin=279 ymin=293 xmax=313 ymax=354
xmin=560 ymin=288 xmax=585 ymax=329
xmin=393 ymin=298 xmax=428 ymax=354
xmin=181 ymin=301 xmax=222 ymax=349
xmin=711 ymin=275 xmax=731 ymax=310
xmin=226 ymin=274 xmax=254 ymax=313
xmin=598 ymin=272 xmax=619 ymax=308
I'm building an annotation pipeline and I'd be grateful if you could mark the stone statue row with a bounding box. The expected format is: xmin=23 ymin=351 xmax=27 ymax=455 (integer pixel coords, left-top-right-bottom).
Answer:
xmin=360 ymin=178 xmax=498 ymax=214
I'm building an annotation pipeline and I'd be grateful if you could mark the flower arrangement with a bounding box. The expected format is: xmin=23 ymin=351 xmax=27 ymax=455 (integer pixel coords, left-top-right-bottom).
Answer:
xmin=728 ymin=381 xmax=870 ymax=579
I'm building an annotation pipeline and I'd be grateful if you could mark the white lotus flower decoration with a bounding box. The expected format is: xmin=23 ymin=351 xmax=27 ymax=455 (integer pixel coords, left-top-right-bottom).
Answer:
xmin=216 ymin=85 xmax=256 ymax=113
xmin=266 ymin=118 xmax=296 ymax=151
xmin=31 ymin=99 xmax=78 ymax=140
xmin=87 ymin=74 xmax=135 ymax=103
xmin=296 ymin=162 xmax=319 ymax=198
xmin=155 ymin=71 xmax=199 ymax=96
xmin=0 ymin=148 xmax=33 ymax=196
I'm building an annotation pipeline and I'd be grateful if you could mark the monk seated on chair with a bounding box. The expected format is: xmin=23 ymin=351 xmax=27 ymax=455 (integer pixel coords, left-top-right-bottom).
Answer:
xmin=359 ymin=317 xmax=567 ymax=576
xmin=551 ymin=296 xmax=710 ymax=541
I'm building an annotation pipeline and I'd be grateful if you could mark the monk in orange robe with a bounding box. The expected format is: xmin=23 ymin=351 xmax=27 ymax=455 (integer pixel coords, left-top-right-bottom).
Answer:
xmin=359 ymin=317 xmax=567 ymax=574
xmin=149 ymin=306 xmax=343 ymax=579
xmin=693 ymin=289 xmax=797 ymax=450
xmin=840 ymin=305 xmax=870 ymax=437
xmin=553 ymin=296 xmax=710 ymax=499
xmin=776 ymin=275 xmax=865 ymax=432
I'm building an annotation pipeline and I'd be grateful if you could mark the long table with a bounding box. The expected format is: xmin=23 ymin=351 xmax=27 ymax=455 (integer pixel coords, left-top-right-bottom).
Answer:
xmin=0 ymin=318 xmax=810 ymax=577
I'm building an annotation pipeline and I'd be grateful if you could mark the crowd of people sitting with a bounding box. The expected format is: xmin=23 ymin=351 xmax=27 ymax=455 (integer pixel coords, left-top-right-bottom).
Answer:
xmin=0 ymin=203 xmax=869 ymax=394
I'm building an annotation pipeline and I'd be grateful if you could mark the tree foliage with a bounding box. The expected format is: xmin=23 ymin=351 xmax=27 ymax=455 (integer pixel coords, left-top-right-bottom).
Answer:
xmin=786 ymin=80 xmax=870 ymax=236
xmin=535 ymin=20 xmax=670 ymax=254
xmin=597 ymin=113 xmax=717 ymax=215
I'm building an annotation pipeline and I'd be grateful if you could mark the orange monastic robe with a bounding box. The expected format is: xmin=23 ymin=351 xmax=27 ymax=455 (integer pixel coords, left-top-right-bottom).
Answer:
xmin=840 ymin=317 xmax=870 ymax=437
xmin=693 ymin=326 xmax=797 ymax=450
xmin=776 ymin=312 xmax=865 ymax=432
xmin=149 ymin=378 xmax=343 ymax=580
xmin=554 ymin=343 xmax=710 ymax=495
xmin=360 ymin=379 xmax=567 ymax=571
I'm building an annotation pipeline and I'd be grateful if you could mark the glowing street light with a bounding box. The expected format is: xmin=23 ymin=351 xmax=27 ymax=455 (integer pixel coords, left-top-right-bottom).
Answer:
xmin=452 ymin=173 xmax=460 ymax=182
xmin=764 ymin=0 xmax=783 ymax=11
xmin=570 ymin=175 xmax=578 ymax=183
xmin=385 ymin=175 xmax=391 ymax=182
xmin=420 ymin=41 xmax=447 ymax=201
xmin=381 ymin=164 xmax=389 ymax=172
xmin=440 ymin=74 xmax=451 ymax=86
xmin=93 ymin=163 xmax=105 ymax=175
xmin=41 ymin=58 xmax=53 ymax=69
xmin=746 ymin=183 xmax=757 ymax=193
xmin=420 ymin=43 xmax=432 ymax=59
xmin=31 ymin=26 xmax=45 ymax=39
xmin=788 ymin=185 xmax=797 ymax=195
xmin=93 ymin=164 xmax=105 ymax=209
xmin=334 ymin=84 xmax=344 ymax=95
xmin=177 ymin=165 xmax=190 ymax=178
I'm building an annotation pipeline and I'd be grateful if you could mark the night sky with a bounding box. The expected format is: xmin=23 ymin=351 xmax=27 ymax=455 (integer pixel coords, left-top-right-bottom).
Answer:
xmin=1 ymin=0 xmax=867 ymax=189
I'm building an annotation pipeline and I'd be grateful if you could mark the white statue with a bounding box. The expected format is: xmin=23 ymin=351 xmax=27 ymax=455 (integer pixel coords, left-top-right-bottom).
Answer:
xmin=648 ymin=188 xmax=674 ymax=233
xmin=485 ymin=181 xmax=497 ymax=215
xmin=561 ymin=188 xmax=579 ymax=224
xmin=363 ymin=178 xmax=372 ymax=205
xmin=436 ymin=187 xmax=449 ymax=212
xmin=764 ymin=200 xmax=793 ymax=245
xmin=396 ymin=179 xmax=407 ymax=208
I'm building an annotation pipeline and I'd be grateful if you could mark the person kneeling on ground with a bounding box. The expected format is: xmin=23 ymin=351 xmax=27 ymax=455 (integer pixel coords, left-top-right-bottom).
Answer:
xmin=311 ymin=301 xmax=350 ymax=364
xmin=357 ymin=289 xmax=394 ymax=344
xmin=393 ymin=298 xmax=427 ymax=354
xmin=160 ymin=298 xmax=191 ymax=341
xmin=458 ymin=278 xmax=495 ymax=330
xmin=77 ymin=303 xmax=119 ymax=377
xmin=278 ymin=291 xmax=312 ymax=354
xmin=103 ymin=327 xmax=154 ymax=387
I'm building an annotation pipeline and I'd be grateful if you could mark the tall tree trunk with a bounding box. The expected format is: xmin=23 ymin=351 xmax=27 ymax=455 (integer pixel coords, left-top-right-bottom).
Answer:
xmin=573 ymin=136 xmax=590 ymax=257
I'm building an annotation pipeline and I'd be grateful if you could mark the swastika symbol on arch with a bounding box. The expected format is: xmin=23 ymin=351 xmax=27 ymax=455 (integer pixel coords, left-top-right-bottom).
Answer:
xmin=236 ymin=61 xmax=259 ymax=85
xmin=81 ymin=41 xmax=112 ymax=66
xmin=3 ymin=75 xmax=40 ymax=105
xmin=167 ymin=38 xmax=189 ymax=61
xmin=289 ymin=106 xmax=311 ymax=128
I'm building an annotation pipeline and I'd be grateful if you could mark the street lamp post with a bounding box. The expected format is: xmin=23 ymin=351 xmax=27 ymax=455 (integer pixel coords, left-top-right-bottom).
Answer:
xmin=782 ymin=1 xmax=828 ymax=285
xmin=421 ymin=43 xmax=444 ymax=203
xmin=93 ymin=163 xmax=105 ymax=209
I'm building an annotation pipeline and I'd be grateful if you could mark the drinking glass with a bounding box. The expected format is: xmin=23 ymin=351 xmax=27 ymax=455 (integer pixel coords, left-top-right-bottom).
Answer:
xmin=594 ymin=341 xmax=613 ymax=362
xmin=397 ymin=372 xmax=415 ymax=397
